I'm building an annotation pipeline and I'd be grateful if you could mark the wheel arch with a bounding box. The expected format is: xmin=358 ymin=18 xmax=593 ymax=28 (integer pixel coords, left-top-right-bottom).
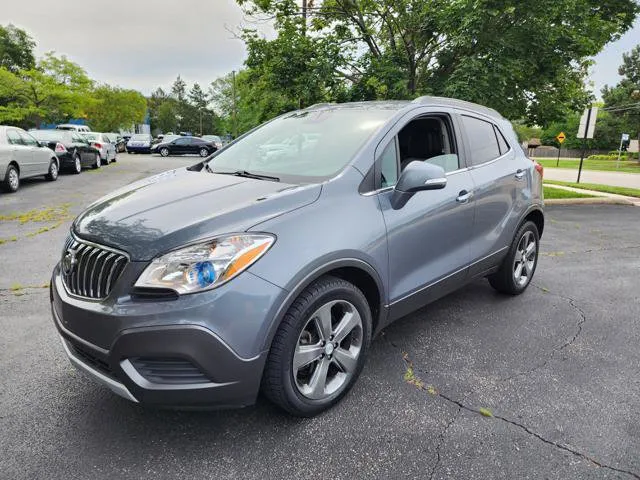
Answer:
xmin=521 ymin=206 xmax=544 ymax=238
xmin=260 ymin=258 xmax=386 ymax=353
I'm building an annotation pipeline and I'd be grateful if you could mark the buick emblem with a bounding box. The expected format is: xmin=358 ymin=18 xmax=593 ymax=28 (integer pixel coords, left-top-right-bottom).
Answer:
xmin=62 ymin=248 xmax=78 ymax=275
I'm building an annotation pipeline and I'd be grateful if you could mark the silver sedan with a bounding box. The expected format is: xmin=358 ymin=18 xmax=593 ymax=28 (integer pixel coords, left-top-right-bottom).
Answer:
xmin=81 ymin=132 xmax=117 ymax=164
xmin=0 ymin=126 xmax=60 ymax=193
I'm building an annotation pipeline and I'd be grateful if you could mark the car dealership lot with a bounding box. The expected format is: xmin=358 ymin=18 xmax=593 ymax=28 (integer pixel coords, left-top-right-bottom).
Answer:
xmin=1 ymin=154 xmax=639 ymax=479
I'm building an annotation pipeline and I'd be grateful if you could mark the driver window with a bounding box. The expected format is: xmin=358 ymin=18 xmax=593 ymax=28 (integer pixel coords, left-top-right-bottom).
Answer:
xmin=19 ymin=131 xmax=38 ymax=147
xmin=397 ymin=115 xmax=459 ymax=173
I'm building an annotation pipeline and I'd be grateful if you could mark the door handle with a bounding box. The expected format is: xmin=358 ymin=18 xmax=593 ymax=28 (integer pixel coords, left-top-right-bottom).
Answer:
xmin=456 ymin=190 xmax=473 ymax=203
xmin=515 ymin=169 xmax=525 ymax=180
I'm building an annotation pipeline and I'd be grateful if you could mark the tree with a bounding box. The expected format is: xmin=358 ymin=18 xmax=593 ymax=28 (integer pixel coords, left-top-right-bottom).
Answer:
xmin=602 ymin=44 xmax=640 ymax=140
xmin=0 ymin=24 xmax=35 ymax=73
xmin=86 ymin=85 xmax=147 ymax=132
xmin=238 ymin=0 xmax=639 ymax=126
xmin=189 ymin=82 xmax=208 ymax=135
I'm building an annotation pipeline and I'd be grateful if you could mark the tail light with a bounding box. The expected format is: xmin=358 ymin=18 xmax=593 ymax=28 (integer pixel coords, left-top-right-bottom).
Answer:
xmin=534 ymin=161 xmax=544 ymax=178
xmin=55 ymin=143 xmax=67 ymax=153
xmin=93 ymin=142 xmax=103 ymax=150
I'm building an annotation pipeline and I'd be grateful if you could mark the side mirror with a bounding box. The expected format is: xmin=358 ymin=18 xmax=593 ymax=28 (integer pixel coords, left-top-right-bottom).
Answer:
xmin=390 ymin=161 xmax=447 ymax=210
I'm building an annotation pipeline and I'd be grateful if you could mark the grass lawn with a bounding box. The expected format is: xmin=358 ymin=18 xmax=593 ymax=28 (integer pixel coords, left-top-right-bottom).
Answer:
xmin=543 ymin=186 xmax=596 ymax=199
xmin=537 ymin=158 xmax=640 ymax=174
xmin=544 ymin=181 xmax=640 ymax=198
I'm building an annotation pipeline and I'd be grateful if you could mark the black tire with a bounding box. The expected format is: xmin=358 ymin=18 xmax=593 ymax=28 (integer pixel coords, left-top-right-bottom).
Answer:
xmin=45 ymin=159 xmax=59 ymax=181
xmin=92 ymin=153 xmax=101 ymax=169
xmin=489 ymin=221 xmax=540 ymax=295
xmin=1 ymin=164 xmax=19 ymax=193
xmin=160 ymin=147 xmax=169 ymax=157
xmin=71 ymin=153 xmax=82 ymax=174
xmin=199 ymin=147 xmax=209 ymax=157
xmin=262 ymin=275 xmax=372 ymax=417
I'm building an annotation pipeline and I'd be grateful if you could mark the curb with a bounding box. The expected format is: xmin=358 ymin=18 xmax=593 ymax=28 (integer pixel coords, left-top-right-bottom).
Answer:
xmin=544 ymin=197 xmax=636 ymax=206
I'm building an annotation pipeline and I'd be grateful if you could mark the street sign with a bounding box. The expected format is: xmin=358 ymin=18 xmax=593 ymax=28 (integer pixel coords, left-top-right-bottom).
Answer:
xmin=556 ymin=132 xmax=566 ymax=144
xmin=577 ymin=107 xmax=598 ymax=139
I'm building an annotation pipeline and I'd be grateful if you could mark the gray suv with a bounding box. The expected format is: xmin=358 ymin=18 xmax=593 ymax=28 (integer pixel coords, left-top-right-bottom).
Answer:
xmin=51 ymin=97 xmax=544 ymax=416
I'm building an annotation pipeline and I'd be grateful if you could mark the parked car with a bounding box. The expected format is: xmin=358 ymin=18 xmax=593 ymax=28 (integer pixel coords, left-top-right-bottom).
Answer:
xmin=1 ymin=126 xmax=60 ymax=192
xmin=30 ymin=130 xmax=101 ymax=173
xmin=81 ymin=132 xmax=117 ymax=165
xmin=150 ymin=136 xmax=217 ymax=157
xmin=126 ymin=133 xmax=153 ymax=154
xmin=105 ymin=133 xmax=127 ymax=153
xmin=201 ymin=135 xmax=223 ymax=150
xmin=50 ymin=97 xmax=544 ymax=416
xmin=56 ymin=124 xmax=91 ymax=133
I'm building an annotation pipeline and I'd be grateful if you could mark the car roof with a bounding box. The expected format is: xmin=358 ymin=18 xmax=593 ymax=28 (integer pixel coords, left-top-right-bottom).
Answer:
xmin=304 ymin=96 xmax=505 ymax=121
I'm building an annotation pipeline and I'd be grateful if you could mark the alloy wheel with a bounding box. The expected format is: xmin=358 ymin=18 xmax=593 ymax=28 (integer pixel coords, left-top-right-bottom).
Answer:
xmin=199 ymin=148 xmax=209 ymax=157
xmin=161 ymin=148 xmax=169 ymax=157
xmin=293 ymin=300 xmax=363 ymax=400
xmin=74 ymin=156 xmax=81 ymax=173
xmin=8 ymin=168 xmax=19 ymax=190
xmin=49 ymin=161 xmax=58 ymax=179
xmin=512 ymin=230 xmax=537 ymax=287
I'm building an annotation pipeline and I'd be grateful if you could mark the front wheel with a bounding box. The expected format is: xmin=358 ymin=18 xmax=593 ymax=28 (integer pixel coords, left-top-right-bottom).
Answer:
xmin=160 ymin=148 xmax=169 ymax=157
xmin=262 ymin=276 xmax=372 ymax=417
xmin=489 ymin=221 xmax=539 ymax=295
xmin=45 ymin=159 xmax=58 ymax=181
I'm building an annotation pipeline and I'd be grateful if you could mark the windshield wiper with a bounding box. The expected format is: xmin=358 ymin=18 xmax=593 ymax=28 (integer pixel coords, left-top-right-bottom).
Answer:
xmin=213 ymin=170 xmax=280 ymax=182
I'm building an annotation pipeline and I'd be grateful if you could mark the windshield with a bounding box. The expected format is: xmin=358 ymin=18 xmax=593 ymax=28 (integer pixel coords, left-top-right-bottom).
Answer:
xmin=203 ymin=135 xmax=221 ymax=142
xmin=208 ymin=108 xmax=393 ymax=182
xmin=31 ymin=130 xmax=66 ymax=141
xmin=162 ymin=135 xmax=180 ymax=143
xmin=131 ymin=134 xmax=151 ymax=141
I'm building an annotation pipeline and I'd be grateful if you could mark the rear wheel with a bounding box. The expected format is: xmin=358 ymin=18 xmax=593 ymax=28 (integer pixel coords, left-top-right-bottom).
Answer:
xmin=45 ymin=159 xmax=58 ymax=181
xmin=1 ymin=165 xmax=20 ymax=193
xmin=92 ymin=153 xmax=101 ymax=169
xmin=199 ymin=147 xmax=209 ymax=157
xmin=262 ymin=276 xmax=372 ymax=417
xmin=489 ymin=221 xmax=539 ymax=295
xmin=71 ymin=153 xmax=82 ymax=174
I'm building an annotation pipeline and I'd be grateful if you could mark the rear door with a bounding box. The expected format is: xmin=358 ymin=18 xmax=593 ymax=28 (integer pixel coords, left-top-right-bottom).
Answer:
xmin=19 ymin=130 xmax=51 ymax=176
xmin=459 ymin=113 xmax=530 ymax=276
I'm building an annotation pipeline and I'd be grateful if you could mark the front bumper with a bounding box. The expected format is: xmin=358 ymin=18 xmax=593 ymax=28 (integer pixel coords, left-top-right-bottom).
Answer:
xmin=51 ymin=262 xmax=285 ymax=408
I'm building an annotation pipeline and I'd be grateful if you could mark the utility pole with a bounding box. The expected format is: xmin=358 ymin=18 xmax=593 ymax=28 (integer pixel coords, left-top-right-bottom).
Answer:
xmin=231 ymin=70 xmax=238 ymax=139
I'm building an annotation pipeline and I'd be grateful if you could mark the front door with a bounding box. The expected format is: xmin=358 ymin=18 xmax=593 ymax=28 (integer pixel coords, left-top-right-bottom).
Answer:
xmin=172 ymin=137 xmax=190 ymax=154
xmin=374 ymin=111 xmax=476 ymax=320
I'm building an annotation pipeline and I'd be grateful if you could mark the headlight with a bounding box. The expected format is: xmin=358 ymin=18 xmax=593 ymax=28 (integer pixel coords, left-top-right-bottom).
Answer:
xmin=135 ymin=234 xmax=275 ymax=294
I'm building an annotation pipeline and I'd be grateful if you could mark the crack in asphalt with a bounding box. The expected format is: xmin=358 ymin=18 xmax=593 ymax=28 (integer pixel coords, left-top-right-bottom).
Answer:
xmin=498 ymin=284 xmax=587 ymax=383
xmin=429 ymin=406 xmax=460 ymax=480
xmin=392 ymin=345 xmax=640 ymax=479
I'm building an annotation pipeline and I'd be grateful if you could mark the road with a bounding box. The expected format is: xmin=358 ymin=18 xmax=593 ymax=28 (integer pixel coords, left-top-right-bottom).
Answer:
xmin=1 ymin=154 xmax=639 ymax=479
xmin=544 ymin=167 xmax=640 ymax=188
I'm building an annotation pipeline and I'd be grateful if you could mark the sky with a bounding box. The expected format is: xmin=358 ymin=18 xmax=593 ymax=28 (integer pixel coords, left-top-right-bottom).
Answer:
xmin=5 ymin=0 xmax=640 ymax=98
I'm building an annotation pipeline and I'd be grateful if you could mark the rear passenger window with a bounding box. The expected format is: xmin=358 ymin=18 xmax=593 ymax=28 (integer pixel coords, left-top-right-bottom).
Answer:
xmin=461 ymin=115 xmax=501 ymax=166
xmin=494 ymin=127 xmax=510 ymax=155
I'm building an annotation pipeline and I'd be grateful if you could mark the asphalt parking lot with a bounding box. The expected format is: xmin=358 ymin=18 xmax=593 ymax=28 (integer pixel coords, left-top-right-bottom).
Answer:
xmin=1 ymin=154 xmax=639 ymax=479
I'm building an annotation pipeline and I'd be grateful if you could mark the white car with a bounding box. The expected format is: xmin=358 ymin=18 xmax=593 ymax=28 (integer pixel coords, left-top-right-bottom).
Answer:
xmin=0 ymin=126 xmax=60 ymax=193
xmin=81 ymin=132 xmax=117 ymax=165
xmin=56 ymin=124 xmax=91 ymax=133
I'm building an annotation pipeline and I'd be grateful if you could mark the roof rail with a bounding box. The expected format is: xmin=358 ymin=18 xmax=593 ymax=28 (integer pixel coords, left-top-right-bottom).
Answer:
xmin=411 ymin=95 xmax=503 ymax=119
xmin=305 ymin=102 xmax=337 ymax=110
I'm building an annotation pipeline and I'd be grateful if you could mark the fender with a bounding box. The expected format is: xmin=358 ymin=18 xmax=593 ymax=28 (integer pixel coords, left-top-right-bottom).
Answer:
xmin=517 ymin=203 xmax=545 ymax=237
xmin=259 ymin=257 xmax=387 ymax=352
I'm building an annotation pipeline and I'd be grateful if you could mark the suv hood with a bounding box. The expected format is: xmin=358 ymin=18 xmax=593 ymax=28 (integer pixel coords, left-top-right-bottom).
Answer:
xmin=73 ymin=168 xmax=321 ymax=260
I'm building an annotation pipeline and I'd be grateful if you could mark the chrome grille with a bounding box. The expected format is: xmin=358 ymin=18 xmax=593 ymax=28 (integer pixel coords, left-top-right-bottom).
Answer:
xmin=62 ymin=236 xmax=128 ymax=300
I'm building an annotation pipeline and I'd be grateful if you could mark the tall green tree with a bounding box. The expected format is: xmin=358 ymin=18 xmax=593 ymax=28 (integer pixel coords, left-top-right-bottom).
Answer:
xmin=602 ymin=44 xmax=640 ymax=139
xmin=238 ymin=0 xmax=639 ymax=126
xmin=86 ymin=85 xmax=147 ymax=132
xmin=0 ymin=24 xmax=35 ymax=73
